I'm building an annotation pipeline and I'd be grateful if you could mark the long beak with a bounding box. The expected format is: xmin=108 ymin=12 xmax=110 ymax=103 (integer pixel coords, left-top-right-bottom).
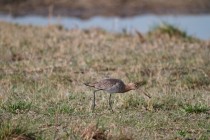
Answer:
xmin=137 ymin=88 xmax=151 ymax=99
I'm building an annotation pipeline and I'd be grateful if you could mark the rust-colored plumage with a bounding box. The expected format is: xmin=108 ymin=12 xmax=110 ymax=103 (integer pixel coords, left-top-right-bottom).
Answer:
xmin=84 ymin=78 xmax=137 ymax=111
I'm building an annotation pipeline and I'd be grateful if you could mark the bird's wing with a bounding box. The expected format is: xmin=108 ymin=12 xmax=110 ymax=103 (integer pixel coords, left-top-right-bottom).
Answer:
xmin=94 ymin=79 xmax=123 ymax=90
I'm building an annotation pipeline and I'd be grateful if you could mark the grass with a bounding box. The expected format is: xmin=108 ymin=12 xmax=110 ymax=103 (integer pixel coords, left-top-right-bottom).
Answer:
xmin=0 ymin=21 xmax=210 ymax=139
xmin=2 ymin=100 xmax=32 ymax=114
xmin=0 ymin=119 xmax=38 ymax=140
xmin=182 ymin=104 xmax=209 ymax=114
xmin=148 ymin=22 xmax=200 ymax=43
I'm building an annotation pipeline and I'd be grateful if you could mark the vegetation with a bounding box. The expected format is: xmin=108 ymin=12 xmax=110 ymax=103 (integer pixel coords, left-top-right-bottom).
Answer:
xmin=148 ymin=22 xmax=198 ymax=42
xmin=0 ymin=22 xmax=210 ymax=139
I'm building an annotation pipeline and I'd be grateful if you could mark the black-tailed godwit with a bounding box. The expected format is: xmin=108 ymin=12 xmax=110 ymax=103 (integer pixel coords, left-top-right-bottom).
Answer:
xmin=84 ymin=78 xmax=138 ymax=112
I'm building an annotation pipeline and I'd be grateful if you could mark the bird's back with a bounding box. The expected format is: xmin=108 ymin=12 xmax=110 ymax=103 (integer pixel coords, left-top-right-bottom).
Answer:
xmin=94 ymin=78 xmax=126 ymax=93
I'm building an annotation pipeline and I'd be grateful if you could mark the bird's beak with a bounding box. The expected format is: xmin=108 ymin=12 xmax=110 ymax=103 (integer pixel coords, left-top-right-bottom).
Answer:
xmin=136 ymin=88 xmax=151 ymax=99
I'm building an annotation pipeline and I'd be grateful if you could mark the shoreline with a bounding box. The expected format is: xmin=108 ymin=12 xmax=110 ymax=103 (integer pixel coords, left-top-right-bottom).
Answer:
xmin=0 ymin=0 xmax=210 ymax=18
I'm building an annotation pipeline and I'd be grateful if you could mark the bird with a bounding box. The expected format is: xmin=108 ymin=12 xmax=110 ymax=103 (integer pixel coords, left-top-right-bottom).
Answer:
xmin=84 ymin=78 xmax=138 ymax=112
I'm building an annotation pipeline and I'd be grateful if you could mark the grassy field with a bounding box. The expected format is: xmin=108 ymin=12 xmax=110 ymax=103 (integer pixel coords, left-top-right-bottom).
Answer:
xmin=0 ymin=22 xmax=210 ymax=140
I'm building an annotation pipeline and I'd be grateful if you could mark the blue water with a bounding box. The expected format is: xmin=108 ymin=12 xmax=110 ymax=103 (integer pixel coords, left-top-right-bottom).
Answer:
xmin=0 ymin=14 xmax=210 ymax=40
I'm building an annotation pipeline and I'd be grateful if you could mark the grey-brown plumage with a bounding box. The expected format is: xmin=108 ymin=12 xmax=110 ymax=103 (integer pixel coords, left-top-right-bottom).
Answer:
xmin=84 ymin=78 xmax=137 ymax=112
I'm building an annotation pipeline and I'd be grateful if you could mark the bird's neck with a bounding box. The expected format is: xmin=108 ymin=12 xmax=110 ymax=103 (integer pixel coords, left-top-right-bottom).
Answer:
xmin=124 ymin=85 xmax=133 ymax=92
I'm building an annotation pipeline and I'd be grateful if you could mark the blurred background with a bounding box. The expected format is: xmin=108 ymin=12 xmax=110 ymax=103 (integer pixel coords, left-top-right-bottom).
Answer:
xmin=0 ymin=0 xmax=210 ymax=40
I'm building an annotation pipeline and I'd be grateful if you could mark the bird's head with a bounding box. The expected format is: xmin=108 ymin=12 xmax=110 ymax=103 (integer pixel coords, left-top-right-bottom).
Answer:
xmin=128 ymin=80 xmax=147 ymax=90
xmin=127 ymin=83 xmax=138 ymax=90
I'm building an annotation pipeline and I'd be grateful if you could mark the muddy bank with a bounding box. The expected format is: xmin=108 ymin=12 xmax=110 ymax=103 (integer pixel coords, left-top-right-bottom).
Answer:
xmin=0 ymin=0 xmax=210 ymax=18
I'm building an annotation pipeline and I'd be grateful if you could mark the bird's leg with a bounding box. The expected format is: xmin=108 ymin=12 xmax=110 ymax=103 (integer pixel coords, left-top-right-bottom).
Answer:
xmin=92 ymin=91 xmax=96 ymax=112
xmin=108 ymin=94 xmax=114 ymax=112
xmin=92 ymin=90 xmax=100 ymax=112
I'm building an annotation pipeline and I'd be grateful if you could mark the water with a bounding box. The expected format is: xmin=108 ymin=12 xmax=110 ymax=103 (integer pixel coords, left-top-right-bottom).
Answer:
xmin=0 ymin=14 xmax=210 ymax=40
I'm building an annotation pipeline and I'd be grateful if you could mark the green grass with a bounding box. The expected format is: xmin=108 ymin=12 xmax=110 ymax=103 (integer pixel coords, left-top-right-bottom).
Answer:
xmin=2 ymin=100 xmax=32 ymax=114
xmin=0 ymin=118 xmax=39 ymax=140
xmin=149 ymin=22 xmax=197 ymax=41
xmin=182 ymin=104 xmax=209 ymax=114
xmin=0 ymin=21 xmax=210 ymax=139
